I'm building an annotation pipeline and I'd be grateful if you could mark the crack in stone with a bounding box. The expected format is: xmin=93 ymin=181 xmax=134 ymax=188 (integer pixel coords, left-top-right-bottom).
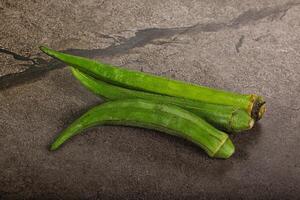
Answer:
xmin=235 ymin=35 xmax=245 ymax=53
xmin=0 ymin=48 xmax=36 ymax=63
xmin=0 ymin=1 xmax=299 ymax=90
xmin=228 ymin=1 xmax=299 ymax=28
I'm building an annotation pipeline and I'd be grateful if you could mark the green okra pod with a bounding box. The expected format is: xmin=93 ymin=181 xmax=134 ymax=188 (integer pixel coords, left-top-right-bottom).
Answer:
xmin=40 ymin=46 xmax=266 ymax=120
xmin=50 ymin=99 xmax=235 ymax=159
xmin=71 ymin=68 xmax=254 ymax=133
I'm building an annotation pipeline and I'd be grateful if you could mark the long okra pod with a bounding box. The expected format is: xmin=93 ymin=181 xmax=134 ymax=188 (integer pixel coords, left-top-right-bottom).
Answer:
xmin=71 ymin=68 xmax=254 ymax=133
xmin=40 ymin=46 xmax=266 ymax=120
xmin=50 ymin=99 xmax=235 ymax=159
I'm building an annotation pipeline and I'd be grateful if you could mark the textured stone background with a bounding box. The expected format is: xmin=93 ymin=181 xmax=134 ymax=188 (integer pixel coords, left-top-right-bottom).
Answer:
xmin=1 ymin=0 xmax=300 ymax=199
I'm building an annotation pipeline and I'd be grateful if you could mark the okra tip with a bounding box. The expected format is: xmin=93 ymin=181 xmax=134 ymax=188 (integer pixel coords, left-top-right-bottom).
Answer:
xmin=39 ymin=45 xmax=50 ymax=53
xmin=49 ymin=144 xmax=57 ymax=151
xmin=49 ymin=140 xmax=61 ymax=151
xmin=39 ymin=46 xmax=59 ymax=59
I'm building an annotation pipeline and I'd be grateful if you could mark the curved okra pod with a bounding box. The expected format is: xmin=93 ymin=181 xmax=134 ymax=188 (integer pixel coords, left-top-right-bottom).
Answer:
xmin=71 ymin=68 xmax=254 ymax=133
xmin=50 ymin=99 xmax=235 ymax=159
xmin=40 ymin=46 xmax=266 ymax=120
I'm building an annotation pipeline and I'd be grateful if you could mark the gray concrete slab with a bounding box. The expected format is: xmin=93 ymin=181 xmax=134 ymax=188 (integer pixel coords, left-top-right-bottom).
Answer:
xmin=0 ymin=0 xmax=300 ymax=199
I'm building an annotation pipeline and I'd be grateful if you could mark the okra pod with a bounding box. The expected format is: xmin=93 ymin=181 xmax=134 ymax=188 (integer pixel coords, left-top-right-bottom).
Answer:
xmin=50 ymin=99 xmax=235 ymax=159
xmin=71 ymin=68 xmax=254 ymax=133
xmin=40 ymin=46 xmax=266 ymax=120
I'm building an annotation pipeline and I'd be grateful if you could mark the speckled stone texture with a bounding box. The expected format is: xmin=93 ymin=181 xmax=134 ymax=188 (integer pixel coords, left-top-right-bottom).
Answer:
xmin=0 ymin=0 xmax=300 ymax=199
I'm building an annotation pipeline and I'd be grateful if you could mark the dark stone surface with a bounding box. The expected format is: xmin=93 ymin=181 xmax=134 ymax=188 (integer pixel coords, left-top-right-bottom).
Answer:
xmin=0 ymin=0 xmax=299 ymax=199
